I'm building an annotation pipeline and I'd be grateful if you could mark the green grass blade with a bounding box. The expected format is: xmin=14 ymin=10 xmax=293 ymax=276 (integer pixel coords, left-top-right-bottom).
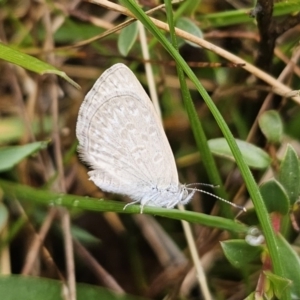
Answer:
xmin=0 ymin=179 xmax=247 ymax=233
xmin=164 ymin=0 xmax=229 ymax=215
xmin=122 ymin=0 xmax=287 ymax=293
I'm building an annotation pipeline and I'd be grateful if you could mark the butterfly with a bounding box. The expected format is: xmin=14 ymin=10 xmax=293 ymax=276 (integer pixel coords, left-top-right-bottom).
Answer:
xmin=76 ymin=64 xmax=195 ymax=212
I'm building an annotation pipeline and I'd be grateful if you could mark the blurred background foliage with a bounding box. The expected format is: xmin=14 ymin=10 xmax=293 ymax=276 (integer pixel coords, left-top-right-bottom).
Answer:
xmin=0 ymin=0 xmax=300 ymax=299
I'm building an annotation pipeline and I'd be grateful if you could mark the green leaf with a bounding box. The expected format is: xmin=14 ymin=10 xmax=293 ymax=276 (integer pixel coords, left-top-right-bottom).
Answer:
xmin=54 ymin=18 xmax=105 ymax=43
xmin=258 ymin=110 xmax=283 ymax=143
xmin=118 ymin=21 xmax=138 ymax=56
xmin=278 ymin=145 xmax=300 ymax=205
xmin=175 ymin=17 xmax=203 ymax=48
xmin=0 ymin=43 xmax=80 ymax=89
xmin=275 ymin=234 xmax=300 ymax=298
xmin=244 ymin=292 xmax=255 ymax=300
xmin=260 ymin=180 xmax=290 ymax=214
xmin=0 ymin=142 xmax=47 ymax=172
xmin=264 ymin=271 xmax=291 ymax=299
xmin=208 ymin=138 xmax=271 ymax=169
xmin=0 ymin=117 xmax=54 ymax=144
xmin=0 ymin=203 xmax=9 ymax=233
xmin=70 ymin=225 xmax=101 ymax=245
xmin=0 ymin=275 xmax=150 ymax=300
xmin=221 ymin=240 xmax=263 ymax=269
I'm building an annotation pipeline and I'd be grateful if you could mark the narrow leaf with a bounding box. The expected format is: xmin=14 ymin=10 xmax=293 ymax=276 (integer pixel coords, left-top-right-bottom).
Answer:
xmin=0 ymin=43 xmax=80 ymax=89
xmin=0 ymin=142 xmax=47 ymax=172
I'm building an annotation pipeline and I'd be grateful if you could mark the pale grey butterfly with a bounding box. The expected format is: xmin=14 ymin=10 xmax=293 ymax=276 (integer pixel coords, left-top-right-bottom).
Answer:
xmin=76 ymin=63 xmax=239 ymax=213
xmin=76 ymin=63 xmax=196 ymax=212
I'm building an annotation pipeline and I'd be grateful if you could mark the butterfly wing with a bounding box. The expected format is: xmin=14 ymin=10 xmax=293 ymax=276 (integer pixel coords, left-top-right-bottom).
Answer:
xmin=76 ymin=64 xmax=179 ymax=200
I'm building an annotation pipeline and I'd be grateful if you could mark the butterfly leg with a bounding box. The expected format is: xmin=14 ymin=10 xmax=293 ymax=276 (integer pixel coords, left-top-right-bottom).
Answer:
xmin=139 ymin=200 xmax=152 ymax=214
xmin=123 ymin=200 xmax=140 ymax=211
xmin=180 ymin=190 xmax=196 ymax=205
xmin=140 ymin=204 xmax=145 ymax=214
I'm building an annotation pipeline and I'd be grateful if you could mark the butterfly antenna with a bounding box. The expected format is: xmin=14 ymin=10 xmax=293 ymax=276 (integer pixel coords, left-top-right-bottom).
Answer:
xmin=186 ymin=183 xmax=220 ymax=189
xmin=187 ymin=187 xmax=246 ymax=212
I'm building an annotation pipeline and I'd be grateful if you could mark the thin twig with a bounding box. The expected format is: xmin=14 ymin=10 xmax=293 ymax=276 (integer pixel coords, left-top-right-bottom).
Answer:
xmin=137 ymin=19 xmax=211 ymax=297
xmin=21 ymin=209 xmax=58 ymax=274
xmin=178 ymin=205 xmax=212 ymax=300
xmin=42 ymin=6 xmax=76 ymax=300
xmin=138 ymin=22 xmax=162 ymax=120
xmin=73 ymin=239 xmax=125 ymax=293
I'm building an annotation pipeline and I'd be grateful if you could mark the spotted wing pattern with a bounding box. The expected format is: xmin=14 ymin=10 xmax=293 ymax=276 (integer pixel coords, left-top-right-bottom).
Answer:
xmin=76 ymin=64 xmax=180 ymax=204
